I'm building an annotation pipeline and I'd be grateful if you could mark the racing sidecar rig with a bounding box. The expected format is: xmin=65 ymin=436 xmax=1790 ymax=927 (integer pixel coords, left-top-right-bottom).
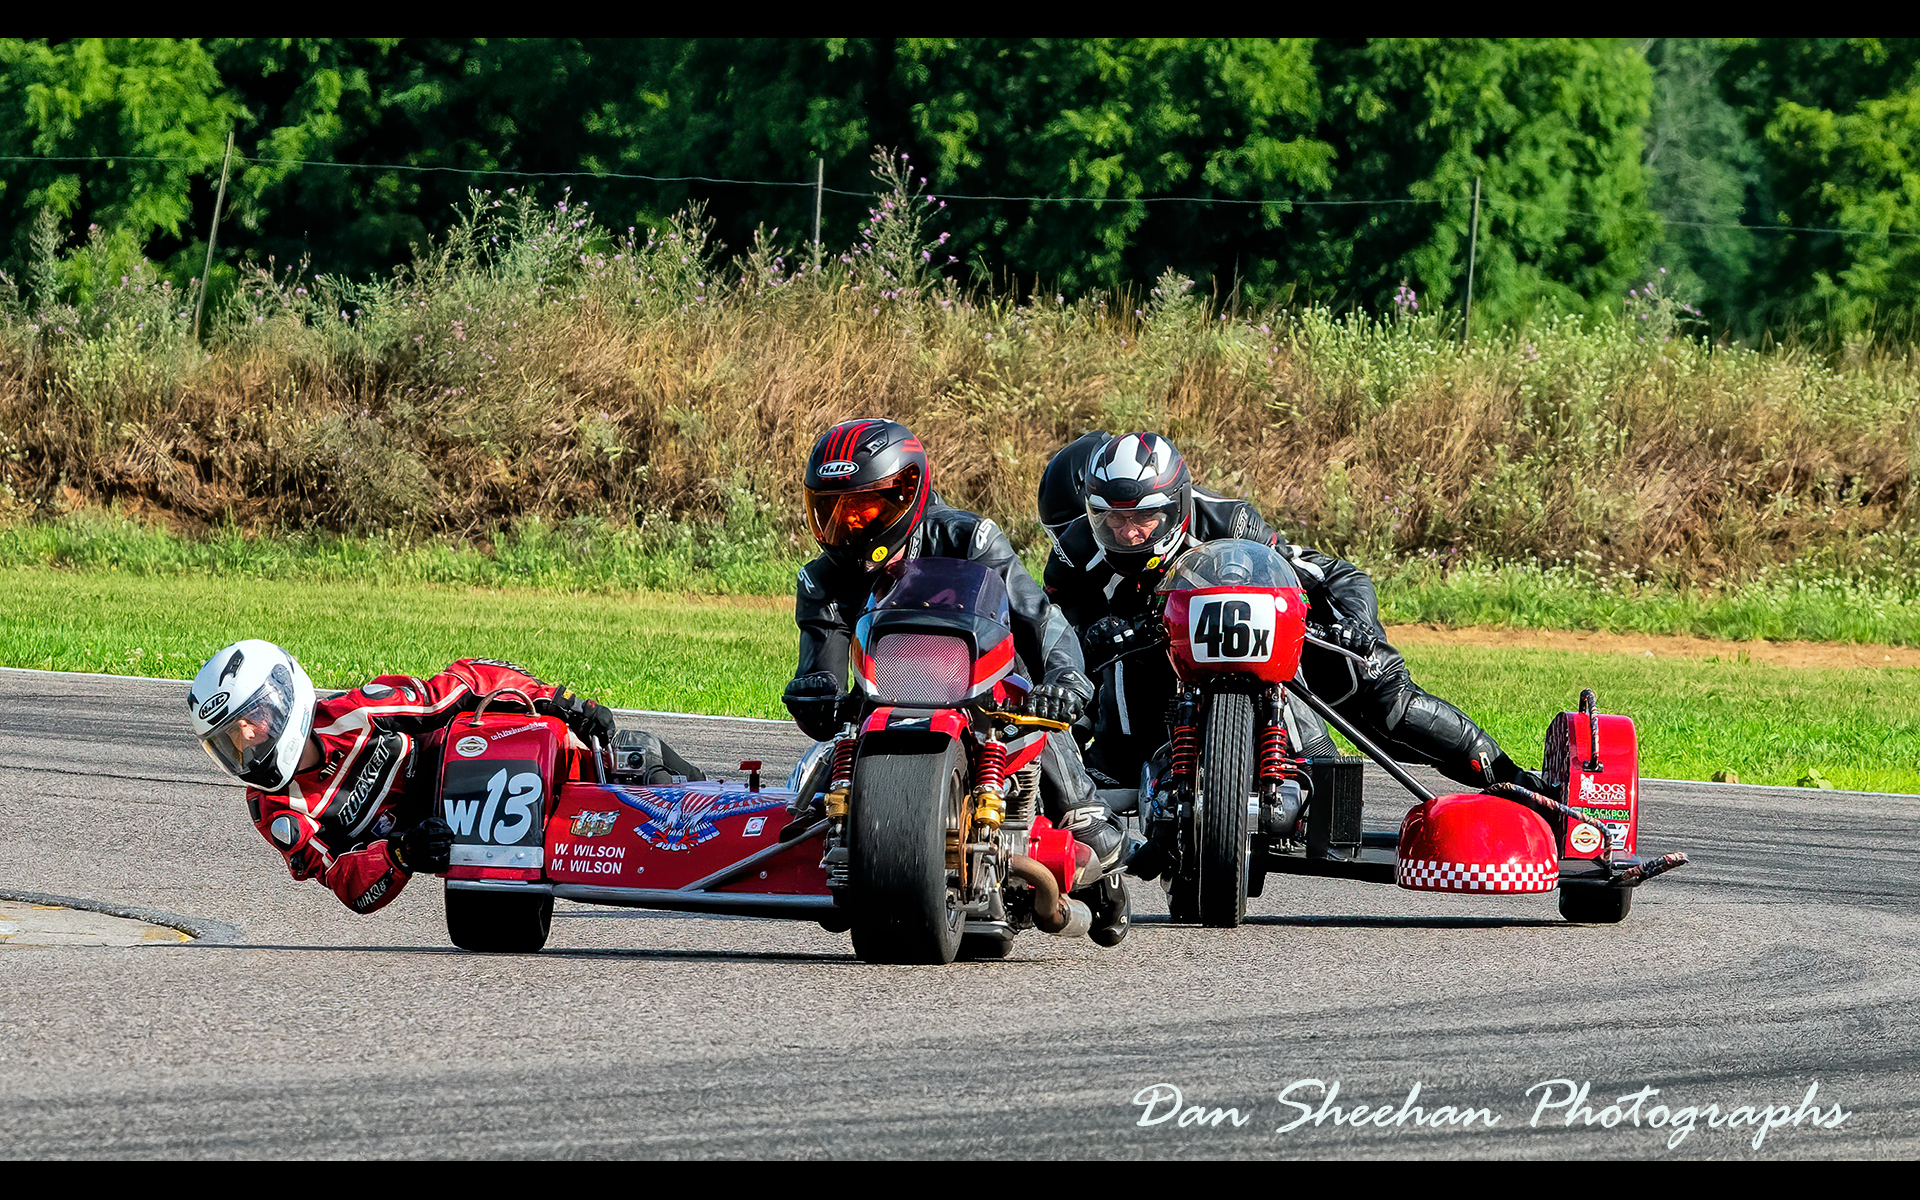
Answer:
xmin=432 ymin=686 xmax=1088 ymax=958
xmin=1121 ymin=538 xmax=1689 ymax=926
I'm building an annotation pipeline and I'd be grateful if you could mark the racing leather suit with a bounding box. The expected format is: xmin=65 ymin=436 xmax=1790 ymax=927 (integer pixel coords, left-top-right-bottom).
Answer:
xmin=791 ymin=499 xmax=1113 ymax=841
xmin=246 ymin=658 xmax=562 ymax=914
xmin=1044 ymin=487 xmax=1543 ymax=794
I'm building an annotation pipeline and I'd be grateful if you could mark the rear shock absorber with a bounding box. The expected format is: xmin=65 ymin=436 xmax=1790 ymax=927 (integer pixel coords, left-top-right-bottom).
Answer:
xmin=1258 ymin=688 xmax=1290 ymax=786
xmin=1168 ymin=692 xmax=1199 ymax=784
xmin=823 ymin=737 xmax=859 ymax=822
xmin=972 ymin=738 xmax=1009 ymax=830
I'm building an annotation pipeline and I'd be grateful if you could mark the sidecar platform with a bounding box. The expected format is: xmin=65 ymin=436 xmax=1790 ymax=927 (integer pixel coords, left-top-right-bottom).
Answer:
xmin=439 ymin=714 xmax=838 ymax=921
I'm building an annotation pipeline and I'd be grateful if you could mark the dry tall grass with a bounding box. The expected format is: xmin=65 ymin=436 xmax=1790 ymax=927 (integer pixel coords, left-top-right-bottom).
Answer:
xmin=3 ymin=164 xmax=1916 ymax=585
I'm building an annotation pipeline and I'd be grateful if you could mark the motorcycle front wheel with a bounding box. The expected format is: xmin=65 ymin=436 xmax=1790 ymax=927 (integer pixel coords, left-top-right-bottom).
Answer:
xmin=1197 ymin=691 xmax=1254 ymax=927
xmin=847 ymin=738 xmax=968 ymax=965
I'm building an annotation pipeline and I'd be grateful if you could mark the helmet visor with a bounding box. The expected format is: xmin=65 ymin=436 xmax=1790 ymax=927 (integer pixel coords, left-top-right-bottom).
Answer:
xmin=807 ymin=466 xmax=921 ymax=550
xmin=1087 ymin=501 xmax=1177 ymax=555
xmin=198 ymin=665 xmax=298 ymax=782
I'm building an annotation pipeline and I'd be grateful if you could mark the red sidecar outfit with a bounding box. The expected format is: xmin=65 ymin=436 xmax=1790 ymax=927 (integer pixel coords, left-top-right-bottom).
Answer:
xmin=246 ymin=659 xmax=561 ymax=914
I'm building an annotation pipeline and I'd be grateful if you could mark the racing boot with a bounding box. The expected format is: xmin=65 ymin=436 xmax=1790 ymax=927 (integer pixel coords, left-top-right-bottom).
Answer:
xmin=1079 ymin=872 xmax=1131 ymax=947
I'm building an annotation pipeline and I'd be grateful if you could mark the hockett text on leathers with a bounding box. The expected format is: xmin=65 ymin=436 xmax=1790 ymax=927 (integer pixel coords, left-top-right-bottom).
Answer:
xmin=246 ymin=658 xmax=562 ymax=914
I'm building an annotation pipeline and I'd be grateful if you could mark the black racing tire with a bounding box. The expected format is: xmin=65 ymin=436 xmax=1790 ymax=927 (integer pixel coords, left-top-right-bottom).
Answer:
xmin=847 ymin=739 xmax=967 ymax=965
xmin=958 ymin=933 xmax=1015 ymax=961
xmin=445 ymin=885 xmax=553 ymax=953
xmin=1559 ymin=883 xmax=1633 ymax=924
xmin=1197 ymin=691 xmax=1254 ymax=928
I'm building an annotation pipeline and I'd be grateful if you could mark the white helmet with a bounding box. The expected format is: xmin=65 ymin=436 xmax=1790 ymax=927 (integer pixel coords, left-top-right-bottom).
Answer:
xmin=187 ymin=640 xmax=316 ymax=791
xmin=1084 ymin=432 xmax=1193 ymax=574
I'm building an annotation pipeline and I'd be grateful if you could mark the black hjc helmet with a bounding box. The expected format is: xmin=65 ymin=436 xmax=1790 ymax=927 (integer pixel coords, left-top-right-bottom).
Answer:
xmin=804 ymin=418 xmax=931 ymax=571
xmin=1037 ymin=429 xmax=1111 ymax=553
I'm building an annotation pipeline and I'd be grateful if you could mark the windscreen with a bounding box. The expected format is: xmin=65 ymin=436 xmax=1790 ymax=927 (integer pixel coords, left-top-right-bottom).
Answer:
xmin=1155 ymin=539 xmax=1300 ymax=593
xmin=870 ymin=557 xmax=1011 ymax=626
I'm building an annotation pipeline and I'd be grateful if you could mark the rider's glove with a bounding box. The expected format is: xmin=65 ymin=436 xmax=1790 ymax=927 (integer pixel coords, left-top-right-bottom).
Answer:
xmin=1084 ymin=614 xmax=1138 ymax=652
xmin=1028 ymin=670 xmax=1093 ymax=725
xmin=390 ymin=816 xmax=454 ymax=875
xmin=783 ymin=672 xmax=844 ymax=741
xmin=1315 ymin=622 xmax=1378 ymax=658
xmin=538 ymin=686 xmax=618 ymax=744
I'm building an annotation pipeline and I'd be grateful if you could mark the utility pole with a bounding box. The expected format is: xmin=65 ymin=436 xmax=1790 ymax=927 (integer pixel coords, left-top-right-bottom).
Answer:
xmin=812 ymin=158 xmax=824 ymax=270
xmin=193 ymin=129 xmax=235 ymax=342
xmin=1462 ymin=175 xmax=1481 ymax=344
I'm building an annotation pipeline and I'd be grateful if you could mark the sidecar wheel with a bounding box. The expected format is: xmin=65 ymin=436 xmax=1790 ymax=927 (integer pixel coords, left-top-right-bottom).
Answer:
xmin=1559 ymin=882 xmax=1633 ymax=924
xmin=847 ymin=739 xmax=967 ymax=965
xmin=445 ymin=885 xmax=553 ymax=953
xmin=958 ymin=932 xmax=1015 ymax=961
xmin=1163 ymin=870 xmax=1199 ymax=923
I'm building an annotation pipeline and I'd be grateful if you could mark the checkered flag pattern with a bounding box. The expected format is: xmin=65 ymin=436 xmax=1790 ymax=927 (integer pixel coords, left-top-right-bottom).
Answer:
xmin=1396 ymin=857 xmax=1558 ymax=893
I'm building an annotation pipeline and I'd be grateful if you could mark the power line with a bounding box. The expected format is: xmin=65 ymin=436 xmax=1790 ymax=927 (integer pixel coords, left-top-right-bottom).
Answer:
xmin=2 ymin=151 xmax=1913 ymax=240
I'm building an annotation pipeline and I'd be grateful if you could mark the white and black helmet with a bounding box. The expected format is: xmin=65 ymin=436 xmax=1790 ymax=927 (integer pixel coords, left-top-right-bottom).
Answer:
xmin=187 ymin=640 xmax=316 ymax=791
xmin=1084 ymin=432 xmax=1192 ymax=574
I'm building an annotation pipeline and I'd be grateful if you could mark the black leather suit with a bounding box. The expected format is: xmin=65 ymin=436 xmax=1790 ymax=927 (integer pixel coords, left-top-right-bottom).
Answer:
xmin=792 ymin=499 xmax=1102 ymax=824
xmin=1044 ymin=486 xmax=1536 ymax=793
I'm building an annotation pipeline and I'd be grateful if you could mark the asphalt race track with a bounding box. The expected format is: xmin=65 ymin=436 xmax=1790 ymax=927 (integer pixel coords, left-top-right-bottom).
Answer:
xmin=1 ymin=667 xmax=1914 ymax=1159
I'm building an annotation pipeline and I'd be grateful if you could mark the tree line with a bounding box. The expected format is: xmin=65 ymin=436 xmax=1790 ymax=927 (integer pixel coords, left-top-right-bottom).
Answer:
xmin=2 ymin=38 xmax=1916 ymax=340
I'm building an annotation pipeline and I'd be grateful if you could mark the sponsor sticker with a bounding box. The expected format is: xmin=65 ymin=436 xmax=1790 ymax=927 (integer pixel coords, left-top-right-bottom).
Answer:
xmin=454 ymin=735 xmax=488 ymax=758
xmin=1579 ymin=776 xmax=1631 ymax=804
xmin=744 ymin=816 xmax=767 ymax=837
xmin=571 ymin=810 xmax=618 ymax=838
xmin=817 ymin=460 xmax=859 ymax=479
xmin=1568 ymin=822 xmax=1603 ymax=854
xmin=491 ymin=721 xmax=546 ymax=741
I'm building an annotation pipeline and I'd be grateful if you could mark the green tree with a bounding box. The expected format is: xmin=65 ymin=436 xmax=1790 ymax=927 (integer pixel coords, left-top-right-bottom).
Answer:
xmin=1298 ymin=39 xmax=1656 ymax=329
xmin=0 ymin=38 xmax=238 ymax=280
xmin=1720 ymin=38 xmax=1920 ymax=339
xmin=1639 ymin=38 xmax=1759 ymax=332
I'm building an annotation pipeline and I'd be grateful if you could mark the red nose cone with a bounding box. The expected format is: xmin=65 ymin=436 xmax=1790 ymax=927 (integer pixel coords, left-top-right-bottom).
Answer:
xmin=1396 ymin=793 xmax=1559 ymax=893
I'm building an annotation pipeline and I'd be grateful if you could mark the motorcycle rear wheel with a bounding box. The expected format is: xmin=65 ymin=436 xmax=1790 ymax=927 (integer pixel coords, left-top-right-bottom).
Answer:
xmin=1197 ymin=691 xmax=1254 ymax=927
xmin=847 ymin=739 xmax=968 ymax=965
xmin=445 ymin=885 xmax=553 ymax=953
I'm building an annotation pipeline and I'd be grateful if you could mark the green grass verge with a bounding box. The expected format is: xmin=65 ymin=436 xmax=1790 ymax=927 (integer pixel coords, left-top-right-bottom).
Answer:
xmin=4 ymin=567 xmax=1915 ymax=794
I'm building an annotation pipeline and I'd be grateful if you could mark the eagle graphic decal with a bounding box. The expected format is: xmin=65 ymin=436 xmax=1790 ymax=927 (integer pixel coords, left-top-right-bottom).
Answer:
xmin=615 ymin=785 xmax=788 ymax=851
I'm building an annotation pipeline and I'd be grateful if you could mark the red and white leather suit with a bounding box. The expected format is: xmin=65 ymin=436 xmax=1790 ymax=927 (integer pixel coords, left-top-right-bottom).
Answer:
xmin=246 ymin=659 xmax=560 ymax=914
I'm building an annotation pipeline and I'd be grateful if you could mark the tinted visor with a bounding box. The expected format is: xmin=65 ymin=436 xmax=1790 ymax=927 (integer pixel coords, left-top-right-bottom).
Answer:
xmin=807 ymin=465 xmax=921 ymax=550
xmin=198 ymin=666 xmax=297 ymax=782
xmin=1087 ymin=501 xmax=1177 ymax=555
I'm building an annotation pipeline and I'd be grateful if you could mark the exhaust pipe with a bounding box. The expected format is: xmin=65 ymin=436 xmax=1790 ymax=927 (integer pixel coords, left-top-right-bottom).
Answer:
xmin=1010 ymin=855 xmax=1092 ymax=937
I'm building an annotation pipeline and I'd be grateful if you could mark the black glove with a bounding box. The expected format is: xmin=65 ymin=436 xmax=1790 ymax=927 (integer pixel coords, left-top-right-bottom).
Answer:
xmin=1309 ymin=622 xmax=1377 ymax=658
xmin=392 ymin=816 xmax=453 ymax=875
xmin=538 ymin=686 xmax=618 ymax=744
xmin=783 ymin=672 xmax=844 ymax=741
xmin=1027 ymin=670 xmax=1093 ymax=725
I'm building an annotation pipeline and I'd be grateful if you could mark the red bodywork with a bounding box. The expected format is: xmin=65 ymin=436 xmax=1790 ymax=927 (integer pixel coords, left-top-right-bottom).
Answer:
xmin=440 ymin=711 xmax=830 ymax=908
xmin=1395 ymin=702 xmax=1645 ymax=892
xmin=1545 ymin=711 xmax=1640 ymax=858
xmin=1162 ymin=584 xmax=1309 ymax=684
xmin=1395 ymin=794 xmax=1560 ymax=893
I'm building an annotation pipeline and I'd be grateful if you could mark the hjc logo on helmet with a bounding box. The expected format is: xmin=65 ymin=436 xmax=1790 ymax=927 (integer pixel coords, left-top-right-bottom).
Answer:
xmin=817 ymin=460 xmax=859 ymax=479
xmin=198 ymin=691 xmax=230 ymax=721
